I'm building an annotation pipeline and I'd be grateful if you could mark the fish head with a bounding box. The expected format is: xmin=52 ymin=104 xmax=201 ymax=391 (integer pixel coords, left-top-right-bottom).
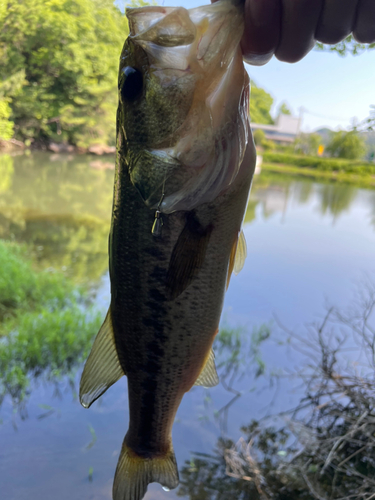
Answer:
xmin=119 ymin=1 xmax=250 ymax=213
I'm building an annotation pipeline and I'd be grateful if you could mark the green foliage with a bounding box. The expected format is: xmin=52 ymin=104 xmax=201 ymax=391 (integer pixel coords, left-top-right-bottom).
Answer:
xmin=357 ymin=105 xmax=375 ymax=133
xmin=253 ymin=129 xmax=265 ymax=147
xmin=0 ymin=0 xmax=128 ymax=147
xmin=0 ymin=99 xmax=14 ymax=140
xmin=249 ymin=82 xmax=274 ymax=125
xmin=277 ymin=101 xmax=292 ymax=116
xmin=316 ymin=34 xmax=375 ymax=56
xmin=214 ymin=323 xmax=271 ymax=387
xmin=326 ymin=130 xmax=367 ymax=160
xmin=252 ymin=129 xmax=276 ymax=151
xmin=0 ymin=240 xmax=101 ymax=405
xmin=0 ymin=152 xmax=113 ymax=282
xmin=262 ymin=139 xmax=276 ymax=151
xmin=294 ymin=133 xmax=321 ymax=156
xmin=0 ymin=153 xmax=14 ymax=193
xmin=0 ymin=240 xmax=74 ymax=322
xmin=263 ymin=151 xmax=375 ymax=174
xmin=1 ymin=306 xmax=100 ymax=404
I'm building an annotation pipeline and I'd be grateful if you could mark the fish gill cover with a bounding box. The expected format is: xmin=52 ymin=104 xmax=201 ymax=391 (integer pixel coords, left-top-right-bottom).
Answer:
xmin=122 ymin=0 xmax=250 ymax=213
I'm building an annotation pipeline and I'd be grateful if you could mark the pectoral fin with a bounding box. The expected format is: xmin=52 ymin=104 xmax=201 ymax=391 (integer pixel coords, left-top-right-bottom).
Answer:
xmin=79 ymin=308 xmax=124 ymax=409
xmin=166 ymin=214 xmax=213 ymax=300
xmin=194 ymin=349 xmax=219 ymax=388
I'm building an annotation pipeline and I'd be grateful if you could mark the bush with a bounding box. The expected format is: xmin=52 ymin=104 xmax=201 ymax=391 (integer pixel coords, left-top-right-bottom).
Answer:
xmin=253 ymin=129 xmax=266 ymax=146
xmin=294 ymin=133 xmax=321 ymax=156
xmin=326 ymin=130 xmax=367 ymax=160
xmin=0 ymin=99 xmax=14 ymax=140
xmin=0 ymin=240 xmax=74 ymax=321
xmin=262 ymin=152 xmax=375 ymax=174
xmin=0 ymin=240 xmax=101 ymax=405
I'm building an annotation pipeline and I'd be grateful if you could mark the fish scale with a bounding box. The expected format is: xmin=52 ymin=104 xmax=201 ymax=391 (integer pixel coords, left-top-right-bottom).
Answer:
xmin=79 ymin=1 xmax=255 ymax=499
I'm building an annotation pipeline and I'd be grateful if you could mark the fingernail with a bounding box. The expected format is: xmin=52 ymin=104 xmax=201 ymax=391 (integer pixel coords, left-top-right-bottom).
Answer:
xmin=242 ymin=50 xmax=274 ymax=66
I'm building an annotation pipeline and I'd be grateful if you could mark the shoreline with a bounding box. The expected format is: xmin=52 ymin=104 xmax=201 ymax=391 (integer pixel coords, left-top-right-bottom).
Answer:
xmin=0 ymin=139 xmax=116 ymax=156
xmin=262 ymin=162 xmax=375 ymax=189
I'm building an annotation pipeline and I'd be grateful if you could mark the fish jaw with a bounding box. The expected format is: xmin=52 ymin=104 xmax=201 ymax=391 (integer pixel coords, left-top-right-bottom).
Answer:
xmin=120 ymin=0 xmax=249 ymax=214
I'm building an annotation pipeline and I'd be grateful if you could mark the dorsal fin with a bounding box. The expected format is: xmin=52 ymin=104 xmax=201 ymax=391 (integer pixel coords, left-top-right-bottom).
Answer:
xmin=194 ymin=349 xmax=219 ymax=388
xmin=79 ymin=308 xmax=124 ymax=408
xmin=166 ymin=214 xmax=213 ymax=300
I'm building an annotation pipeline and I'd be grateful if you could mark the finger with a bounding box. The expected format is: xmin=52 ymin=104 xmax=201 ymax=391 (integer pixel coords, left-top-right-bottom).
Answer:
xmin=241 ymin=0 xmax=281 ymax=66
xmin=275 ymin=0 xmax=324 ymax=63
xmin=354 ymin=0 xmax=375 ymax=43
xmin=315 ymin=0 xmax=360 ymax=44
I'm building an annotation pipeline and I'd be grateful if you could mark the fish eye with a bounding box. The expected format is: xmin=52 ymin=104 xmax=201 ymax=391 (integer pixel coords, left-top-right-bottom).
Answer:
xmin=120 ymin=66 xmax=143 ymax=102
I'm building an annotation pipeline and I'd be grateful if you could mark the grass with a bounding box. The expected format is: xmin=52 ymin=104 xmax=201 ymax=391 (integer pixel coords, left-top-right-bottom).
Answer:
xmin=262 ymin=152 xmax=375 ymax=174
xmin=261 ymin=162 xmax=375 ymax=189
xmin=0 ymin=240 xmax=76 ymax=323
xmin=0 ymin=240 xmax=101 ymax=405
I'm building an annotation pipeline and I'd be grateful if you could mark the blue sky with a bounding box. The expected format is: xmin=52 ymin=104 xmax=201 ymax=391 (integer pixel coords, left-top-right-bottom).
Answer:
xmin=126 ymin=0 xmax=375 ymax=132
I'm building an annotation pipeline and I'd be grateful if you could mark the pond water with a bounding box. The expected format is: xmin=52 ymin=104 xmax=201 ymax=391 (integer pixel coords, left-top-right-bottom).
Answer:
xmin=1 ymin=152 xmax=375 ymax=499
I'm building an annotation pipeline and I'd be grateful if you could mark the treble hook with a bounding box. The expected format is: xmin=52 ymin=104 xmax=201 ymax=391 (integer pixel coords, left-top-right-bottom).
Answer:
xmin=151 ymin=187 xmax=165 ymax=238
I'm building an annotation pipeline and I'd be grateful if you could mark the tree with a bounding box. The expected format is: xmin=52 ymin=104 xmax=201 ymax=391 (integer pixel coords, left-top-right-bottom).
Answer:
xmin=277 ymin=101 xmax=292 ymax=116
xmin=252 ymin=129 xmax=266 ymax=147
xmin=0 ymin=99 xmax=13 ymax=140
xmin=316 ymin=34 xmax=375 ymax=56
xmin=326 ymin=130 xmax=367 ymax=160
xmin=0 ymin=0 xmax=128 ymax=147
xmin=294 ymin=133 xmax=321 ymax=156
xmin=357 ymin=105 xmax=375 ymax=132
xmin=249 ymin=82 xmax=274 ymax=125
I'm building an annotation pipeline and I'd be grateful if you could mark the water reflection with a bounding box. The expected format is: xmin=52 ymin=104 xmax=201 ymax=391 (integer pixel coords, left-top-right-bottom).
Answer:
xmin=0 ymin=153 xmax=113 ymax=282
xmin=0 ymin=211 xmax=109 ymax=281
xmin=249 ymin=171 xmax=375 ymax=226
xmin=179 ymin=284 xmax=375 ymax=500
xmin=317 ymin=184 xmax=357 ymax=218
xmin=1 ymin=154 xmax=375 ymax=284
xmin=1 ymin=153 xmax=375 ymax=499
xmin=0 ymin=154 xmax=14 ymax=193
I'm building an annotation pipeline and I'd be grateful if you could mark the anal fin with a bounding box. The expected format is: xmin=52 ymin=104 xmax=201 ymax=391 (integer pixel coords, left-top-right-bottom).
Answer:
xmin=194 ymin=349 xmax=219 ymax=388
xmin=234 ymin=229 xmax=247 ymax=275
xmin=226 ymin=229 xmax=247 ymax=289
xmin=79 ymin=307 xmax=124 ymax=408
xmin=226 ymin=235 xmax=238 ymax=290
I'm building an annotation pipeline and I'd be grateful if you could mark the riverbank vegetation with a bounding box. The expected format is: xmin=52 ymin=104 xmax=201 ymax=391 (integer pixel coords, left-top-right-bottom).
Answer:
xmin=0 ymin=0 xmax=281 ymax=152
xmin=0 ymin=0 xmax=127 ymax=149
xmin=0 ymin=240 xmax=101 ymax=407
xmin=261 ymin=162 xmax=375 ymax=189
xmin=254 ymin=123 xmax=375 ymax=184
xmin=260 ymin=151 xmax=375 ymax=188
xmin=178 ymin=284 xmax=375 ymax=500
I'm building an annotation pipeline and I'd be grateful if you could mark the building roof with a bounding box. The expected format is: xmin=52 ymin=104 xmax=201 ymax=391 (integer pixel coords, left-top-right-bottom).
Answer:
xmin=251 ymin=114 xmax=301 ymax=143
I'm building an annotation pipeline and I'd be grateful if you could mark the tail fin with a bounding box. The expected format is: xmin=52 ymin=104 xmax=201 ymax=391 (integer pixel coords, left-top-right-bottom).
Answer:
xmin=113 ymin=440 xmax=179 ymax=500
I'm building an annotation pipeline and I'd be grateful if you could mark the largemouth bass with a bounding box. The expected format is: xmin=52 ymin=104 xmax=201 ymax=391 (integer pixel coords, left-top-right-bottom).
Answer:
xmin=79 ymin=1 xmax=256 ymax=499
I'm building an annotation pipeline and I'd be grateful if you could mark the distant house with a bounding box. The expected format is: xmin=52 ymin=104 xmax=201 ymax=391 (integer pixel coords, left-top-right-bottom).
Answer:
xmin=251 ymin=115 xmax=300 ymax=144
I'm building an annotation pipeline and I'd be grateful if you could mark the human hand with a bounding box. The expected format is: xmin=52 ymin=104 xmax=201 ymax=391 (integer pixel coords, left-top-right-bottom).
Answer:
xmin=212 ymin=0 xmax=375 ymax=64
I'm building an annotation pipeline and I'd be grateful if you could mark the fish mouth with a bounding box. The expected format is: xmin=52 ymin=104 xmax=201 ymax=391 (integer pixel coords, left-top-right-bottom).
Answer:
xmin=126 ymin=2 xmax=244 ymax=71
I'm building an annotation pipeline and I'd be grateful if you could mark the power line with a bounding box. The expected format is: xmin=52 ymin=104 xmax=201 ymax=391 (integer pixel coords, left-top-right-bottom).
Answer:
xmin=302 ymin=108 xmax=352 ymax=122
